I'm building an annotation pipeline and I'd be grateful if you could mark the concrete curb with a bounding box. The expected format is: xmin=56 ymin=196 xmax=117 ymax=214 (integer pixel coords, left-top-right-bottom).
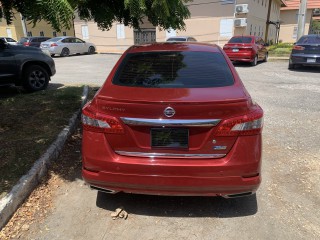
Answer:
xmin=0 ymin=85 xmax=89 ymax=230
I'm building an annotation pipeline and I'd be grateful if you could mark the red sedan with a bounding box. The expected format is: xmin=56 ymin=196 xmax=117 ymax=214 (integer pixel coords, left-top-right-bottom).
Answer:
xmin=82 ymin=42 xmax=264 ymax=198
xmin=223 ymin=36 xmax=268 ymax=66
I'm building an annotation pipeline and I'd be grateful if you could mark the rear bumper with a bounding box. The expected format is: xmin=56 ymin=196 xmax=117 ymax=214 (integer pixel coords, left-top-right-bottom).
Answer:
xmin=290 ymin=54 xmax=320 ymax=66
xmin=82 ymin=131 xmax=262 ymax=196
xmin=225 ymin=52 xmax=255 ymax=62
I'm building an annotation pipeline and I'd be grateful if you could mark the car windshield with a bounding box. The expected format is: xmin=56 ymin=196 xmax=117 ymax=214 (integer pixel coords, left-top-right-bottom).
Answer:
xmin=18 ymin=38 xmax=29 ymax=43
xmin=48 ymin=37 xmax=63 ymax=42
xmin=297 ymin=35 xmax=320 ymax=44
xmin=113 ymin=51 xmax=234 ymax=88
xmin=6 ymin=38 xmax=16 ymax=42
xmin=228 ymin=37 xmax=252 ymax=43
xmin=167 ymin=38 xmax=187 ymax=42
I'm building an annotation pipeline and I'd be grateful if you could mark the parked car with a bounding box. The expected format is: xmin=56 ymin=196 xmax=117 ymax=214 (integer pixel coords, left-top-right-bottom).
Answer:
xmin=0 ymin=37 xmax=18 ymax=45
xmin=40 ymin=36 xmax=96 ymax=57
xmin=289 ymin=34 xmax=320 ymax=69
xmin=0 ymin=38 xmax=55 ymax=91
xmin=18 ymin=37 xmax=51 ymax=48
xmin=81 ymin=42 xmax=264 ymax=198
xmin=166 ymin=36 xmax=197 ymax=42
xmin=223 ymin=36 xmax=268 ymax=66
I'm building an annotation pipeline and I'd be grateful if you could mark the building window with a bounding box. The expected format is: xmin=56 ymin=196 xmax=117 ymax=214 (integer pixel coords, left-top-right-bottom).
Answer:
xmin=219 ymin=19 xmax=233 ymax=38
xmin=220 ymin=0 xmax=235 ymax=4
xmin=81 ymin=25 xmax=89 ymax=39
xmin=40 ymin=31 xmax=44 ymax=36
xmin=63 ymin=32 xmax=67 ymax=36
xmin=27 ymin=31 xmax=32 ymax=37
xmin=116 ymin=24 xmax=125 ymax=39
xmin=53 ymin=31 xmax=57 ymax=37
xmin=250 ymin=24 xmax=252 ymax=35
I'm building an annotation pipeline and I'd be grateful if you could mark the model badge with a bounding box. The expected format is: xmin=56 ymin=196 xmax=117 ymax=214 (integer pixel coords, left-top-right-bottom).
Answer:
xmin=164 ymin=107 xmax=175 ymax=118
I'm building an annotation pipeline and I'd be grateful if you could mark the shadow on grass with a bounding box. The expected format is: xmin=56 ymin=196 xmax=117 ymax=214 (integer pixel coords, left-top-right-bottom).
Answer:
xmin=96 ymin=191 xmax=258 ymax=218
xmin=0 ymin=83 xmax=64 ymax=99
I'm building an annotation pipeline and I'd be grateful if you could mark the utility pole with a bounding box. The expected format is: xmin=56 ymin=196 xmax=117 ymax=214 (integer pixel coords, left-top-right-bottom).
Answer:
xmin=265 ymin=0 xmax=273 ymax=43
xmin=297 ymin=0 xmax=308 ymax=41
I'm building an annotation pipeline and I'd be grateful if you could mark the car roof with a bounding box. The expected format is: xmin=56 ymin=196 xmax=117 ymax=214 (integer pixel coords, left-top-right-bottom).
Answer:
xmin=127 ymin=42 xmax=221 ymax=53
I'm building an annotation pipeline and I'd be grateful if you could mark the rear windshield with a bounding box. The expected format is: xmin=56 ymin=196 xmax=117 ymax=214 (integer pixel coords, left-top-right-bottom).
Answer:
xmin=48 ymin=37 xmax=62 ymax=42
xmin=167 ymin=38 xmax=187 ymax=42
xmin=297 ymin=35 xmax=320 ymax=44
xmin=6 ymin=38 xmax=16 ymax=42
xmin=228 ymin=37 xmax=253 ymax=43
xmin=112 ymin=51 xmax=234 ymax=88
xmin=18 ymin=38 xmax=29 ymax=43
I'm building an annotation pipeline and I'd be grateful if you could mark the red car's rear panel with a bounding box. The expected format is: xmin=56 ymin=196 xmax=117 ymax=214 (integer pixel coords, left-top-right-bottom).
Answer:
xmin=82 ymin=42 xmax=263 ymax=197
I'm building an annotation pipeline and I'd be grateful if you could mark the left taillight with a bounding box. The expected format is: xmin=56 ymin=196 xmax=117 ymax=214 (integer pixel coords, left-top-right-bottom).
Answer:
xmin=82 ymin=107 xmax=124 ymax=134
xmin=215 ymin=108 xmax=264 ymax=136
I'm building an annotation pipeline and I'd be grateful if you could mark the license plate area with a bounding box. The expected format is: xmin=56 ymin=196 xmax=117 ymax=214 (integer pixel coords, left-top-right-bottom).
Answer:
xmin=307 ymin=58 xmax=316 ymax=63
xmin=151 ymin=128 xmax=188 ymax=148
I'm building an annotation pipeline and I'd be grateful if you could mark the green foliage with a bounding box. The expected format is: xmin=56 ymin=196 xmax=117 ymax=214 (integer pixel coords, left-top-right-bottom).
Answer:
xmin=311 ymin=20 xmax=320 ymax=31
xmin=0 ymin=0 xmax=191 ymax=32
xmin=268 ymin=42 xmax=294 ymax=51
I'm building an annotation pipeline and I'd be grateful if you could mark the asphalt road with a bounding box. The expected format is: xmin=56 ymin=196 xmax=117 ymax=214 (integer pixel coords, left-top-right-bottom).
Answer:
xmin=24 ymin=56 xmax=320 ymax=239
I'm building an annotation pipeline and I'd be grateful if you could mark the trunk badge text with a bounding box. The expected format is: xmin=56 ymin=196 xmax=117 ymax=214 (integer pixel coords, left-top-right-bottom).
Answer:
xmin=164 ymin=107 xmax=175 ymax=118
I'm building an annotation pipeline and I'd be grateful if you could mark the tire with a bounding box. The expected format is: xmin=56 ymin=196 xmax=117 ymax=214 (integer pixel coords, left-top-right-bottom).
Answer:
xmin=50 ymin=54 xmax=55 ymax=57
xmin=288 ymin=63 xmax=295 ymax=69
xmin=263 ymin=52 xmax=268 ymax=62
xmin=251 ymin=55 xmax=258 ymax=66
xmin=60 ymin=48 xmax=70 ymax=57
xmin=23 ymin=65 xmax=49 ymax=92
xmin=88 ymin=46 xmax=95 ymax=54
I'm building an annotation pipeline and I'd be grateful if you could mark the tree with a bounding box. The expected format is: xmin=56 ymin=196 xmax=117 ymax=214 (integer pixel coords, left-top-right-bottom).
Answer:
xmin=0 ymin=0 xmax=191 ymax=32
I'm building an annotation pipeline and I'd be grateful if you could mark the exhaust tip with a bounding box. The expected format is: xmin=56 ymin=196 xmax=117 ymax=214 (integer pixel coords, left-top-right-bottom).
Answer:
xmin=224 ymin=192 xmax=253 ymax=198
xmin=90 ymin=185 xmax=118 ymax=194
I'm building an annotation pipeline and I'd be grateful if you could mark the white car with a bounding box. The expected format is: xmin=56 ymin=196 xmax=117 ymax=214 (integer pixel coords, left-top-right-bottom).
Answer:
xmin=0 ymin=37 xmax=18 ymax=45
xmin=166 ymin=36 xmax=197 ymax=42
xmin=40 ymin=36 xmax=96 ymax=57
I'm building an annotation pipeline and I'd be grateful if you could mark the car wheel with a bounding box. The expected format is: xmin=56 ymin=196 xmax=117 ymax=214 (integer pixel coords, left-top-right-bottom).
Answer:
xmin=60 ymin=48 xmax=70 ymax=57
xmin=251 ymin=55 xmax=258 ymax=66
xmin=23 ymin=65 xmax=49 ymax=92
xmin=288 ymin=63 xmax=295 ymax=69
xmin=88 ymin=46 xmax=95 ymax=54
xmin=263 ymin=52 xmax=268 ymax=62
xmin=51 ymin=54 xmax=55 ymax=57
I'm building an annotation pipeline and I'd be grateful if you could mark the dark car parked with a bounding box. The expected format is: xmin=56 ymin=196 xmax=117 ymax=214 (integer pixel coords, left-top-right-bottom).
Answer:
xmin=289 ymin=34 xmax=320 ymax=69
xmin=18 ymin=37 xmax=51 ymax=48
xmin=0 ymin=39 xmax=56 ymax=91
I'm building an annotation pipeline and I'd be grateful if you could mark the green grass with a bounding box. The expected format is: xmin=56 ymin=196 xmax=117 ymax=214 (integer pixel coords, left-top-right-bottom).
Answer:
xmin=0 ymin=86 xmax=83 ymax=198
xmin=268 ymin=43 xmax=293 ymax=57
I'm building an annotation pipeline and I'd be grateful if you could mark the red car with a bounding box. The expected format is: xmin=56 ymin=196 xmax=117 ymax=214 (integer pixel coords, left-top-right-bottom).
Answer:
xmin=223 ymin=36 xmax=268 ymax=66
xmin=82 ymin=42 xmax=264 ymax=198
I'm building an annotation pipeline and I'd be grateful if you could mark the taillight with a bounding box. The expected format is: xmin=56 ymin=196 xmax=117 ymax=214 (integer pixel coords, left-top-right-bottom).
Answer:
xmin=293 ymin=45 xmax=305 ymax=51
xmin=51 ymin=43 xmax=58 ymax=47
xmin=215 ymin=108 xmax=263 ymax=136
xmin=82 ymin=107 xmax=124 ymax=134
xmin=23 ymin=42 xmax=30 ymax=46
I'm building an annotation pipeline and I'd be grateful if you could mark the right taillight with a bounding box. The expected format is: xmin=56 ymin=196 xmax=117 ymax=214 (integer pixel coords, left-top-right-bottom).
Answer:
xmin=51 ymin=43 xmax=58 ymax=47
xmin=82 ymin=107 xmax=124 ymax=134
xmin=23 ymin=42 xmax=30 ymax=46
xmin=215 ymin=108 xmax=264 ymax=136
xmin=293 ymin=45 xmax=305 ymax=51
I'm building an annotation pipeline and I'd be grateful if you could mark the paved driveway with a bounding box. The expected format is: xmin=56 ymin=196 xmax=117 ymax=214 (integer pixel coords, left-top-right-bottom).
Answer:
xmin=19 ymin=57 xmax=320 ymax=239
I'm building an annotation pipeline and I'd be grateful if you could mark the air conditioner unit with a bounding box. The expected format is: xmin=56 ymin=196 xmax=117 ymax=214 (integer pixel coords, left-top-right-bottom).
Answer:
xmin=314 ymin=9 xmax=320 ymax=15
xmin=234 ymin=18 xmax=247 ymax=27
xmin=235 ymin=4 xmax=249 ymax=14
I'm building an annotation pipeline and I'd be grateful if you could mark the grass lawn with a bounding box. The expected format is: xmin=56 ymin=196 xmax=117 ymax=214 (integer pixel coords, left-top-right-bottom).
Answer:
xmin=0 ymin=86 xmax=83 ymax=198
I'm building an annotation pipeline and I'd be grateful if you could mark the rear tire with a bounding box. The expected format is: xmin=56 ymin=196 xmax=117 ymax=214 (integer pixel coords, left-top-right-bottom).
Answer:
xmin=251 ymin=55 xmax=258 ymax=66
xmin=60 ymin=48 xmax=70 ymax=57
xmin=51 ymin=54 xmax=55 ymax=57
xmin=22 ymin=65 xmax=49 ymax=92
xmin=263 ymin=52 xmax=268 ymax=62
xmin=88 ymin=46 xmax=95 ymax=54
xmin=288 ymin=63 xmax=295 ymax=69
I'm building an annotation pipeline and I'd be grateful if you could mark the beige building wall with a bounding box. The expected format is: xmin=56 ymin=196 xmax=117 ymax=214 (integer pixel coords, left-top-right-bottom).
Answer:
xmin=1 ymin=14 xmax=74 ymax=41
xmin=279 ymin=9 xmax=313 ymax=43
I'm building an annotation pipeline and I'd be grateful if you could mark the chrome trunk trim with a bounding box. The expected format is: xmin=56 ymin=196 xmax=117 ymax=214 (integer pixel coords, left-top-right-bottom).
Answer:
xmin=115 ymin=151 xmax=226 ymax=159
xmin=120 ymin=117 xmax=221 ymax=127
